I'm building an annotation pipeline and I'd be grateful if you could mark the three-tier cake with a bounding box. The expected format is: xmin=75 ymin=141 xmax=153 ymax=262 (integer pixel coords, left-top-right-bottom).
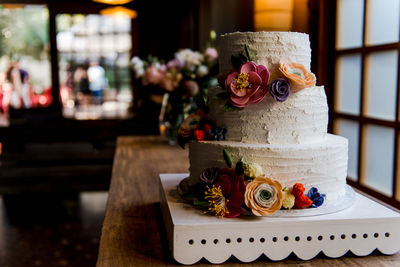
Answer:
xmin=179 ymin=31 xmax=349 ymax=217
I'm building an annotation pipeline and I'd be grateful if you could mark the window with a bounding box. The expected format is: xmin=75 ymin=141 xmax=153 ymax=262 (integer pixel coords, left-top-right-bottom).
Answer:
xmin=0 ymin=4 xmax=52 ymax=126
xmin=56 ymin=14 xmax=133 ymax=120
xmin=333 ymin=0 xmax=400 ymax=207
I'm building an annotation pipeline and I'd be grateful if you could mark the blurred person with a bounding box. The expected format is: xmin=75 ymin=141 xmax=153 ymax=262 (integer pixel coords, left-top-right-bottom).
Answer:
xmin=87 ymin=60 xmax=106 ymax=105
xmin=73 ymin=65 xmax=90 ymax=108
xmin=74 ymin=65 xmax=90 ymax=95
xmin=6 ymin=61 xmax=22 ymax=109
xmin=5 ymin=60 xmax=31 ymax=109
xmin=0 ymin=72 xmax=4 ymax=114
xmin=20 ymin=64 xmax=31 ymax=108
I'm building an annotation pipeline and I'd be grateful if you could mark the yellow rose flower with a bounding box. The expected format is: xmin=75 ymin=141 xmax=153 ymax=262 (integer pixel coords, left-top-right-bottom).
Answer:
xmin=282 ymin=187 xmax=295 ymax=209
xmin=244 ymin=163 xmax=263 ymax=178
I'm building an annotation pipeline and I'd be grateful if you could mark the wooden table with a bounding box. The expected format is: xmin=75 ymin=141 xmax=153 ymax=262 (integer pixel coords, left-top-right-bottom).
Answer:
xmin=97 ymin=136 xmax=400 ymax=266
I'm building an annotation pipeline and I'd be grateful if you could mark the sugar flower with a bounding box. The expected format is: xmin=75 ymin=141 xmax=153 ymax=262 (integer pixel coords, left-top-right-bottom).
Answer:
xmin=194 ymin=129 xmax=205 ymax=141
xmin=178 ymin=113 xmax=201 ymax=137
xmin=209 ymin=127 xmax=227 ymax=141
xmin=243 ymin=163 xmax=263 ymax=178
xmin=269 ymin=78 xmax=291 ymax=102
xmin=206 ymin=168 xmax=246 ymax=218
xmin=292 ymin=183 xmax=305 ymax=197
xmin=292 ymin=183 xmax=313 ymax=209
xmin=199 ymin=167 xmax=220 ymax=184
xmin=279 ymin=62 xmax=316 ymax=93
xmin=244 ymin=177 xmax=283 ymax=216
xmin=307 ymin=187 xmax=326 ymax=208
xmin=204 ymin=185 xmax=229 ymax=216
xmin=282 ymin=188 xmax=295 ymax=209
xmin=225 ymin=62 xmax=270 ymax=108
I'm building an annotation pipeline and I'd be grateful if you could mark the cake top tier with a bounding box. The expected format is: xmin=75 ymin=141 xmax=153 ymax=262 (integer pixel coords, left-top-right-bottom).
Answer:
xmin=219 ymin=32 xmax=311 ymax=76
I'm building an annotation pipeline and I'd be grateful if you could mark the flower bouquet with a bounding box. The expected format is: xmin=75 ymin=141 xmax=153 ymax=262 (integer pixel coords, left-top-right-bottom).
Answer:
xmin=131 ymin=36 xmax=219 ymax=144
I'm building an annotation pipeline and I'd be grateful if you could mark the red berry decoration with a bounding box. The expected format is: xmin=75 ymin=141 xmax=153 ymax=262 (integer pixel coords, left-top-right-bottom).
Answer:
xmin=194 ymin=129 xmax=205 ymax=141
xmin=292 ymin=183 xmax=305 ymax=197
xmin=203 ymin=124 xmax=212 ymax=138
xmin=294 ymin=195 xmax=313 ymax=209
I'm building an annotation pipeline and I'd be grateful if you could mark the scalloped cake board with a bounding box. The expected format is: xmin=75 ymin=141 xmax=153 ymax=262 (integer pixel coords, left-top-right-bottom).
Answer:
xmin=159 ymin=173 xmax=400 ymax=265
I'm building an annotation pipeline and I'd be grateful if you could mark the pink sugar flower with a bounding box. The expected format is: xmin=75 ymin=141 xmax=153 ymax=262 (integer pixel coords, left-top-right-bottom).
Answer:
xmin=225 ymin=62 xmax=270 ymax=108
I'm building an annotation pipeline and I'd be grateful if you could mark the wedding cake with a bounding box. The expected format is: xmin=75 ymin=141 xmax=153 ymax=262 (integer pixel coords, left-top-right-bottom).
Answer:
xmin=178 ymin=32 xmax=348 ymax=218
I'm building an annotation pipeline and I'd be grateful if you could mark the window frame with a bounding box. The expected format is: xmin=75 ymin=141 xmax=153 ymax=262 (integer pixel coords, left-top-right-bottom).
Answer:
xmin=1 ymin=1 xmax=139 ymax=118
xmin=327 ymin=0 xmax=400 ymax=209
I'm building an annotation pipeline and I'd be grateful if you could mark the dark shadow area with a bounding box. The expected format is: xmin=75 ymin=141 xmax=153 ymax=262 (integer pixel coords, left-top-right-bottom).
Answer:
xmin=0 ymin=192 xmax=107 ymax=267
xmin=2 ymin=193 xmax=81 ymax=226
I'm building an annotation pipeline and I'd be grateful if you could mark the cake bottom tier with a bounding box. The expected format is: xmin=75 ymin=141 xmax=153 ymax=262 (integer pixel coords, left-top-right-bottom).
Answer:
xmin=189 ymin=134 xmax=348 ymax=201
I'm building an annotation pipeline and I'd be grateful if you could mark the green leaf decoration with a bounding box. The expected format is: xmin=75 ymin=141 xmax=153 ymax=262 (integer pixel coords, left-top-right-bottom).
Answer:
xmin=235 ymin=161 xmax=245 ymax=175
xmin=193 ymin=199 xmax=209 ymax=206
xmin=231 ymin=54 xmax=243 ymax=70
xmin=223 ymin=149 xmax=232 ymax=168
xmin=213 ymin=92 xmax=230 ymax=100
xmin=239 ymin=53 xmax=248 ymax=63
xmin=223 ymin=102 xmax=242 ymax=112
xmin=245 ymin=44 xmax=252 ymax=61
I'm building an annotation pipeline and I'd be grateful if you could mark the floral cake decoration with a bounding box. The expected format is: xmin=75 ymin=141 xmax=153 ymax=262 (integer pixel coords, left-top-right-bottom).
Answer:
xmin=179 ymin=149 xmax=326 ymax=218
xmin=215 ymin=44 xmax=317 ymax=110
xmin=177 ymin=109 xmax=227 ymax=148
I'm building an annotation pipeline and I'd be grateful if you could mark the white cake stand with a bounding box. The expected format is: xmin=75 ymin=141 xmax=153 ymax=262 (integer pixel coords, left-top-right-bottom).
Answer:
xmin=159 ymin=173 xmax=400 ymax=265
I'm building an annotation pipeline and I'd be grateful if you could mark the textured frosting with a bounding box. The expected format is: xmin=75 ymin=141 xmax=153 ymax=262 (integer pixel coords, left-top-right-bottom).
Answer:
xmin=189 ymin=134 xmax=348 ymax=201
xmin=219 ymin=31 xmax=311 ymax=76
xmin=208 ymin=85 xmax=328 ymax=144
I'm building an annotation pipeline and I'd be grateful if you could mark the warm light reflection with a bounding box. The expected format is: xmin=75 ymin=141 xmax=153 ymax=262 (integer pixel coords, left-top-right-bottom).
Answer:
xmin=92 ymin=0 xmax=133 ymax=5
xmin=254 ymin=0 xmax=293 ymax=31
xmin=100 ymin=6 xmax=137 ymax=19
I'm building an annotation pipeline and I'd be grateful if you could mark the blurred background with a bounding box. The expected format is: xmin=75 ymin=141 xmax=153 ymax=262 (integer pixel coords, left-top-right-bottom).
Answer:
xmin=1 ymin=0 xmax=400 ymax=266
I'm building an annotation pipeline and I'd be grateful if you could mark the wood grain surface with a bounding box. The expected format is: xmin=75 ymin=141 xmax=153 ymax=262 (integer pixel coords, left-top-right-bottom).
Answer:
xmin=96 ymin=136 xmax=400 ymax=267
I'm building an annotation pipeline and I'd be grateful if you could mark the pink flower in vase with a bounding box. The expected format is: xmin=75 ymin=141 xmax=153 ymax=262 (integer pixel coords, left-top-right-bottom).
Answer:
xmin=225 ymin=62 xmax=270 ymax=108
xmin=167 ymin=58 xmax=184 ymax=70
xmin=205 ymin=47 xmax=218 ymax=61
xmin=142 ymin=66 xmax=163 ymax=86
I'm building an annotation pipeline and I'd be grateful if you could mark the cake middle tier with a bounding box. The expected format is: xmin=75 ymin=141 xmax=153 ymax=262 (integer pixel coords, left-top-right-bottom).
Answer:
xmin=189 ymin=134 xmax=348 ymax=201
xmin=208 ymin=85 xmax=329 ymax=144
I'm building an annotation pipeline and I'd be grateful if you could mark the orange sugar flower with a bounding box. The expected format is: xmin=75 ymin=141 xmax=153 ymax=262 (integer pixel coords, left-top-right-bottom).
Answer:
xmin=279 ymin=62 xmax=316 ymax=93
xmin=244 ymin=176 xmax=283 ymax=216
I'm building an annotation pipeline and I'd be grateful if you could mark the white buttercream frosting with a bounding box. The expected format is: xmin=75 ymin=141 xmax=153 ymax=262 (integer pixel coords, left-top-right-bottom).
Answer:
xmin=186 ymin=31 xmax=349 ymax=208
xmin=219 ymin=31 xmax=311 ymax=76
xmin=208 ymin=85 xmax=328 ymax=144
xmin=189 ymin=134 xmax=348 ymax=201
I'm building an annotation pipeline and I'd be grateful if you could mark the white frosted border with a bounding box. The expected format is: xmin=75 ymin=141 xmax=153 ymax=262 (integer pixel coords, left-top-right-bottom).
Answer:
xmin=160 ymin=173 xmax=400 ymax=265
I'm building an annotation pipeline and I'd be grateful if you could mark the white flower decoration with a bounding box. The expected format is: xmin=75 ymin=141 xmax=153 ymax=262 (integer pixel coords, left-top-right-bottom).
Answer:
xmin=131 ymin=56 xmax=144 ymax=78
xmin=175 ymin=49 xmax=204 ymax=69
xmin=244 ymin=163 xmax=263 ymax=178
xmin=197 ymin=65 xmax=209 ymax=77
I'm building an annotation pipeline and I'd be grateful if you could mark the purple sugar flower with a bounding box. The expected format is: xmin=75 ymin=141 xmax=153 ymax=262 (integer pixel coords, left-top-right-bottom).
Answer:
xmin=269 ymin=78 xmax=291 ymax=102
xmin=199 ymin=167 xmax=220 ymax=184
